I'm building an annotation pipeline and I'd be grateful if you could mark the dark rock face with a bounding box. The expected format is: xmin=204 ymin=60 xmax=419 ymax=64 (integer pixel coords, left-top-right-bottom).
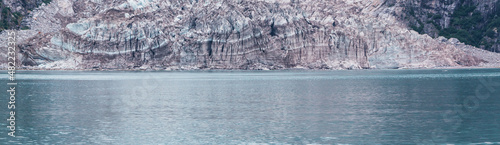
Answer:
xmin=399 ymin=0 xmax=500 ymax=52
xmin=0 ymin=0 xmax=49 ymax=31
xmin=0 ymin=0 xmax=498 ymax=70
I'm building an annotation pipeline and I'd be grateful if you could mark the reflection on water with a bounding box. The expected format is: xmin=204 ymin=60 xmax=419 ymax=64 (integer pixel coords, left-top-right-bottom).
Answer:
xmin=1 ymin=69 xmax=500 ymax=144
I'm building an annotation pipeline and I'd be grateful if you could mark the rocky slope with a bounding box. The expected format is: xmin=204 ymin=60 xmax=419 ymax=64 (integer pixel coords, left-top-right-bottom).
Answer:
xmin=399 ymin=0 xmax=500 ymax=52
xmin=0 ymin=0 xmax=499 ymax=70
xmin=0 ymin=0 xmax=50 ymax=31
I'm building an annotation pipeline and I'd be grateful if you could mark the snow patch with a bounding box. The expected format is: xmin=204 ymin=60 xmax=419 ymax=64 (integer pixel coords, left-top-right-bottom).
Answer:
xmin=66 ymin=23 xmax=90 ymax=35
xmin=127 ymin=0 xmax=153 ymax=10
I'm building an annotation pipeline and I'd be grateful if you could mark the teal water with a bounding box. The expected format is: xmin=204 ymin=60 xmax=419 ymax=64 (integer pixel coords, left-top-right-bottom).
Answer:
xmin=1 ymin=69 xmax=500 ymax=144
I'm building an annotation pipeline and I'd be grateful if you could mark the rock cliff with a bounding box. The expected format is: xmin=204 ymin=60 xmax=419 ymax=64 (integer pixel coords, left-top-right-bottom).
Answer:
xmin=399 ymin=0 xmax=500 ymax=52
xmin=1 ymin=0 xmax=499 ymax=70
xmin=0 ymin=0 xmax=50 ymax=31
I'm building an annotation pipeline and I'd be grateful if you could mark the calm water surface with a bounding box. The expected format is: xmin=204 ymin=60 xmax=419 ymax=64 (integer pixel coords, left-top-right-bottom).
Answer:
xmin=1 ymin=69 xmax=500 ymax=144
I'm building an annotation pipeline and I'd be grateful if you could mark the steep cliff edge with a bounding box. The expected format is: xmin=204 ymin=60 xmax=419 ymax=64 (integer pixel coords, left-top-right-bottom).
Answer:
xmin=0 ymin=0 xmax=498 ymax=70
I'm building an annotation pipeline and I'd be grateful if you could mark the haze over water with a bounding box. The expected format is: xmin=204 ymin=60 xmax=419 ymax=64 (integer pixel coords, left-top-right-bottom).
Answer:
xmin=1 ymin=69 xmax=500 ymax=144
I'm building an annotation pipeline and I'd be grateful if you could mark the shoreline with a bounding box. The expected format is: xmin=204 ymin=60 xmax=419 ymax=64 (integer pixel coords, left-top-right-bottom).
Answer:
xmin=1 ymin=66 xmax=499 ymax=72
